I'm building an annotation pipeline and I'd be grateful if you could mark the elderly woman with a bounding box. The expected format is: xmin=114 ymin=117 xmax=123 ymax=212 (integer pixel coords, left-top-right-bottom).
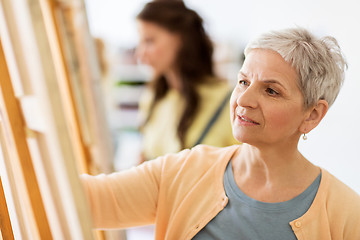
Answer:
xmin=82 ymin=28 xmax=360 ymax=239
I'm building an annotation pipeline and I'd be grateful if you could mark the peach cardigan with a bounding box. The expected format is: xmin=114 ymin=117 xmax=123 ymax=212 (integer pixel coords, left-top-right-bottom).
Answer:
xmin=81 ymin=145 xmax=360 ymax=239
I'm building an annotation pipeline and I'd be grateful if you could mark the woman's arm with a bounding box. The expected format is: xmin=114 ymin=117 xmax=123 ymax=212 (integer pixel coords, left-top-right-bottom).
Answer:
xmin=80 ymin=158 xmax=164 ymax=229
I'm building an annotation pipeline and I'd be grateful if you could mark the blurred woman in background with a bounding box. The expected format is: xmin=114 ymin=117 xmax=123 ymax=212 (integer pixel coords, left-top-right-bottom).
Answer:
xmin=136 ymin=0 xmax=238 ymax=161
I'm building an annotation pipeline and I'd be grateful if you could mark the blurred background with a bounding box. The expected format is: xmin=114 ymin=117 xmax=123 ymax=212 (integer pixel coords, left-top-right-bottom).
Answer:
xmin=82 ymin=0 xmax=360 ymax=239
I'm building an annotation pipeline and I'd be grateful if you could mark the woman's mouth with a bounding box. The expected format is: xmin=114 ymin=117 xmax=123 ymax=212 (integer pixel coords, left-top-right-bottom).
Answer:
xmin=238 ymin=115 xmax=260 ymax=125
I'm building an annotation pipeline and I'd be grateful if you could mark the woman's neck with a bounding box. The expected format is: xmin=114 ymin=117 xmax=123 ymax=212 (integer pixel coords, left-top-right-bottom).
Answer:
xmin=231 ymin=143 xmax=320 ymax=202
xmin=164 ymin=69 xmax=182 ymax=91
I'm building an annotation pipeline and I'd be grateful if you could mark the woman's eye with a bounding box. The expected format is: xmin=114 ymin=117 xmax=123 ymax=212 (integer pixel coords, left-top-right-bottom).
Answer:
xmin=266 ymin=88 xmax=279 ymax=96
xmin=144 ymin=38 xmax=154 ymax=44
xmin=239 ymin=80 xmax=248 ymax=86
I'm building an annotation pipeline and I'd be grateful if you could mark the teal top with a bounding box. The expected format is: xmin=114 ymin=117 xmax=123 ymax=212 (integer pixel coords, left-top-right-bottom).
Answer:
xmin=193 ymin=160 xmax=321 ymax=240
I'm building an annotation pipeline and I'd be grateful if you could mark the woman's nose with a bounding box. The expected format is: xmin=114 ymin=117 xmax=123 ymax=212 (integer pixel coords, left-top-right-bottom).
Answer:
xmin=236 ymin=86 xmax=258 ymax=109
xmin=135 ymin=45 xmax=146 ymax=63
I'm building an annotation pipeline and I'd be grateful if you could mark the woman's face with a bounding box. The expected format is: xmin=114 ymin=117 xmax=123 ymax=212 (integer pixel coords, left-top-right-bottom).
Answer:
xmin=136 ymin=20 xmax=182 ymax=76
xmin=230 ymin=49 xmax=308 ymax=147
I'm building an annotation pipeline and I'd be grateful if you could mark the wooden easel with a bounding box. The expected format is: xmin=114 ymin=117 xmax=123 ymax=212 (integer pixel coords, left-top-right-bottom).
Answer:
xmin=0 ymin=177 xmax=14 ymax=240
xmin=0 ymin=0 xmax=118 ymax=239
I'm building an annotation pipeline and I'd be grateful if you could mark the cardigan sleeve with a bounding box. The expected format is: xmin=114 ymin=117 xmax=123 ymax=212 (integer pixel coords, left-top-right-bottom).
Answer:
xmin=342 ymin=188 xmax=360 ymax=239
xmin=80 ymin=157 xmax=164 ymax=229
xmin=324 ymin=171 xmax=360 ymax=239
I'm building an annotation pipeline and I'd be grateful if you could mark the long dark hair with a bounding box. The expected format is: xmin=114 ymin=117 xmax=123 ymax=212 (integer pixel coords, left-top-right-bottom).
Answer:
xmin=137 ymin=0 xmax=220 ymax=147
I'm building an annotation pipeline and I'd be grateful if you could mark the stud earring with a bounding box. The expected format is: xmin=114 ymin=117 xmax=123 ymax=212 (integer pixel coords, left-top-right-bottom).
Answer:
xmin=302 ymin=133 xmax=308 ymax=140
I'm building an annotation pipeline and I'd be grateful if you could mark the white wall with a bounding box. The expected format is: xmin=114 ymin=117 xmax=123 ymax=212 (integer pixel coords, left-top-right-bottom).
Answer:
xmin=86 ymin=0 xmax=360 ymax=193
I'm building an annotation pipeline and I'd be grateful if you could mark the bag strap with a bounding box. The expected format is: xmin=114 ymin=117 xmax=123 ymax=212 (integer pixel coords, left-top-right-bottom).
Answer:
xmin=192 ymin=90 xmax=232 ymax=147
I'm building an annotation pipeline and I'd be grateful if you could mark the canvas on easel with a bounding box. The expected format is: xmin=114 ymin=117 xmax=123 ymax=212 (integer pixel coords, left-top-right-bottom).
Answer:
xmin=0 ymin=0 xmax=117 ymax=239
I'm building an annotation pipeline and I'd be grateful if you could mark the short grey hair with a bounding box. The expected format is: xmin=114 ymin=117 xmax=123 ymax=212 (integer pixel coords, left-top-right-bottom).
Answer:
xmin=244 ymin=27 xmax=347 ymax=108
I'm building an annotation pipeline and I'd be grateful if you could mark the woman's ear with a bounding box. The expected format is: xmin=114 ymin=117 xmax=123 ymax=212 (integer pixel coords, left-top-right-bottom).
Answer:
xmin=300 ymin=100 xmax=329 ymax=134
